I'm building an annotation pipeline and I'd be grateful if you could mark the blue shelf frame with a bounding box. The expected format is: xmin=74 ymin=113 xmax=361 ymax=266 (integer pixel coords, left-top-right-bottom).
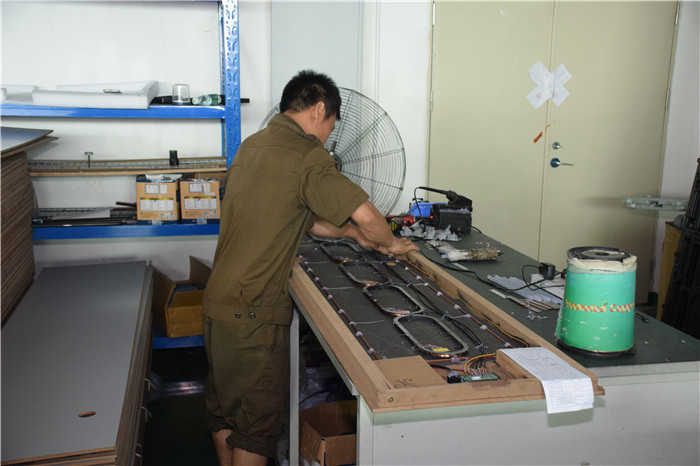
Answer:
xmin=5 ymin=0 xmax=240 ymax=242
xmin=220 ymin=0 xmax=241 ymax=167
xmin=153 ymin=333 xmax=204 ymax=350
xmin=0 ymin=104 xmax=226 ymax=119
xmin=32 ymin=223 xmax=220 ymax=240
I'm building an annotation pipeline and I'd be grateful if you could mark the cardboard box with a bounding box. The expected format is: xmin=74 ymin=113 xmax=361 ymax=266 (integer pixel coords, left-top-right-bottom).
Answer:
xmin=300 ymin=400 xmax=356 ymax=466
xmin=179 ymin=173 xmax=227 ymax=223
xmin=152 ymin=256 xmax=211 ymax=338
xmin=136 ymin=174 xmax=181 ymax=223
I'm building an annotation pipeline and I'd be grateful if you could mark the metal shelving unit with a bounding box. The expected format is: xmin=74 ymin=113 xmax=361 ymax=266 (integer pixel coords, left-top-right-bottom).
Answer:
xmin=1 ymin=0 xmax=240 ymax=240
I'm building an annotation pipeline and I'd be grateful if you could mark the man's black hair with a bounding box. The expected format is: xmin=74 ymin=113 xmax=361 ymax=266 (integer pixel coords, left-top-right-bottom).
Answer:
xmin=280 ymin=70 xmax=341 ymax=120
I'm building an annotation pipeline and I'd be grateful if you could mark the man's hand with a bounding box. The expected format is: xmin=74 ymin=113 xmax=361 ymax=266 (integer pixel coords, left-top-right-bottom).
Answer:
xmin=382 ymin=236 xmax=419 ymax=257
xmin=350 ymin=201 xmax=419 ymax=257
xmin=310 ymin=201 xmax=419 ymax=257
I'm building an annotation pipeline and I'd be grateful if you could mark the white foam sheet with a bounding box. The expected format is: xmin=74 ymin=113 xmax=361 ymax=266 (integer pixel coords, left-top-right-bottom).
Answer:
xmin=31 ymin=81 xmax=158 ymax=109
xmin=1 ymin=262 xmax=150 ymax=462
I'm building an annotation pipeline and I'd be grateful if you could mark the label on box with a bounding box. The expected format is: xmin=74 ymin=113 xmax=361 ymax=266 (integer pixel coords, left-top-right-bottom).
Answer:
xmin=140 ymin=198 xmax=175 ymax=212
xmin=184 ymin=196 xmax=217 ymax=210
xmin=145 ymin=184 xmax=160 ymax=194
xmin=187 ymin=182 xmax=214 ymax=194
xmin=143 ymin=183 xmax=172 ymax=195
xmin=188 ymin=183 xmax=203 ymax=193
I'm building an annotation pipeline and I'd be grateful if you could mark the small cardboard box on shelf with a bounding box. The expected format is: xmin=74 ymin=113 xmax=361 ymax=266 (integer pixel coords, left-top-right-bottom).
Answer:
xmin=136 ymin=174 xmax=181 ymax=223
xmin=179 ymin=172 xmax=227 ymax=223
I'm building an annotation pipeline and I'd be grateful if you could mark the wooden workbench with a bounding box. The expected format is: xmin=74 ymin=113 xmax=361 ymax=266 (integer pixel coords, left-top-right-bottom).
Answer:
xmin=288 ymin=233 xmax=700 ymax=465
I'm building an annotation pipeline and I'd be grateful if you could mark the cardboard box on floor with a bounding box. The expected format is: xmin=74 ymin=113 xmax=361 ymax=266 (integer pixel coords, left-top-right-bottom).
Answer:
xmin=152 ymin=256 xmax=211 ymax=338
xmin=300 ymin=400 xmax=356 ymax=466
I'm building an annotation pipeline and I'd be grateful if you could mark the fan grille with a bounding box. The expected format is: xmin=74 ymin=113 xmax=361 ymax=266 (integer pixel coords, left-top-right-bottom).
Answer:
xmin=260 ymin=88 xmax=405 ymax=215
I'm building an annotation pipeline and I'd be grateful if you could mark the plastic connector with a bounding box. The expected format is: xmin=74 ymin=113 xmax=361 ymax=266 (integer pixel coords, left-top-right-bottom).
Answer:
xmin=538 ymin=262 xmax=556 ymax=280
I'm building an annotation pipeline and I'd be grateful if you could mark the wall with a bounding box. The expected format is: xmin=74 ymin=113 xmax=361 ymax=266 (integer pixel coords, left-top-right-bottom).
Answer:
xmin=271 ymin=2 xmax=362 ymax=100
xmin=360 ymin=1 xmax=431 ymax=213
xmin=1 ymin=0 xmax=694 ymax=290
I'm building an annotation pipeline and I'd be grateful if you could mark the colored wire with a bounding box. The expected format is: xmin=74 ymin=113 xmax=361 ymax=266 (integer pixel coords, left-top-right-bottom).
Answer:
xmin=520 ymin=264 xmax=564 ymax=300
xmin=301 ymin=239 xmax=530 ymax=366
xmin=367 ymin=249 xmax=485 ymax=351
xmin=463 ymin=354 xmax=495 ymax=374
xmin=298 ymin=254 xmax=384 ymax=360
xmin=405 ymin=258 xmax=530 ymax=348
xmin=421 ymin=245 xmax=562 ymax=302
xmin=429 ymin=363 xmax=465 ymax=373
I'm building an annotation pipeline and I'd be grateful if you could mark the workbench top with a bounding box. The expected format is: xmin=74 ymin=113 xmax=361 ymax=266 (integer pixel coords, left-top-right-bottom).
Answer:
xmin=416 ymin=232 xmax=700 ymax=372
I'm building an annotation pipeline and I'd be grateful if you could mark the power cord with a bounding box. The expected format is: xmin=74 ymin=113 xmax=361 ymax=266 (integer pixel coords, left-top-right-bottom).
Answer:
xmin=420 ymin=241 xmax=565 ymax=296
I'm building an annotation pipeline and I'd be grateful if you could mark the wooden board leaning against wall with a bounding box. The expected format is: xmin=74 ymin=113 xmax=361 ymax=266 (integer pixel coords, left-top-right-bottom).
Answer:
xmin=1 ymin=127 xmax=57 ymax=324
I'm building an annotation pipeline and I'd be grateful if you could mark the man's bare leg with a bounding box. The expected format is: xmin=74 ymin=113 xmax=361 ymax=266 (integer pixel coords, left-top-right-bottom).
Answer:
xmin=232 ymin=447 xmax=268 ymax=466
xmin=212 ymin=429 xmax=268 ymax=466
xmin=212 ymin=429 xmax=233 ymax=466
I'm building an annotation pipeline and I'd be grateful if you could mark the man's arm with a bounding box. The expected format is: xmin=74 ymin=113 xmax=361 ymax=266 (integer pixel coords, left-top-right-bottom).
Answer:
xmin=308 ymin=216 xmax=379 ymax=249
xmin=309 ymin=201 xmax=418 ymax=256
xmin=350 ymin=200 xmax=418 ymax=256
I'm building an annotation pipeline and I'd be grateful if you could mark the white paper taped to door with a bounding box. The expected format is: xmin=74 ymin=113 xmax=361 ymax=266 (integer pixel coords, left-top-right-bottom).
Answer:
xmin=527 ymin=61 xmax=571 ymax=109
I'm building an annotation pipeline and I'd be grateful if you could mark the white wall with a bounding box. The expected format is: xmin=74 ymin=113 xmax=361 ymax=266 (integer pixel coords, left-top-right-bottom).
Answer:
xmin=360 ymin=1 xmax=431 ymax=213
xmin=271 ymin=2 xmax=363 ymax=101
xmin=1 ymin=0 xmax=694 ymax=290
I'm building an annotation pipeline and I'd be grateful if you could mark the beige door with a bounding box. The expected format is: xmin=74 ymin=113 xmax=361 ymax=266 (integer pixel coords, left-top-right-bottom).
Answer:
xmin=429 ymin=2 xmax=555 ymax=259
xmin=429 ymin=1 xmax=677 ymax=301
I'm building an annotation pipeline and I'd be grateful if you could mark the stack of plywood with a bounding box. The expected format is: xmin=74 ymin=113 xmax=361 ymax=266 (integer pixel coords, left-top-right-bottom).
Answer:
xmin=1 ymin=262 xmax=153 ymax=466
xmin=1 ymin=127 xmax=56 ymax=325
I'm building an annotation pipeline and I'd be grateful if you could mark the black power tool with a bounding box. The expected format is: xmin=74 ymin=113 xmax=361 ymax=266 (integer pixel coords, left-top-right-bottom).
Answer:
xmin=417 ymin=186 xmax=473 ymax=234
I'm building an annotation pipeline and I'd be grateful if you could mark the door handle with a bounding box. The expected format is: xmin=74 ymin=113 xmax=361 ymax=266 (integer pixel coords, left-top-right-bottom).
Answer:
xmin=550 ymin=157 xmax=574 ymax=168
xmin=552 ymin=141 xmax=563 ymax=150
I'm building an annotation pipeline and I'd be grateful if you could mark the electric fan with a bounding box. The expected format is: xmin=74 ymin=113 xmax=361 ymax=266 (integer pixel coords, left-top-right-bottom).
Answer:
xmin=259 ymin=88 xmax=405 ymax=215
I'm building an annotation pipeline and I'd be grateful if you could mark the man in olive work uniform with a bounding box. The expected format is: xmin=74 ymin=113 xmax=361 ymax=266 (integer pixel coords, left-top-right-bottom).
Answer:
xmin=202 ymin=70 xmax=417 ymax=465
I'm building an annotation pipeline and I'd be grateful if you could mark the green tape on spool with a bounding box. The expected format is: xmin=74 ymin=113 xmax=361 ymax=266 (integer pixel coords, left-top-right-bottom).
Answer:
xmin=556 ymin=247 xmax=637 ymax=354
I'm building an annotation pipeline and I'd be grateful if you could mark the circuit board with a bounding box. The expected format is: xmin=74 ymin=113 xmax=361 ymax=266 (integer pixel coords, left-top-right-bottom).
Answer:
xmin=298 ymin=236 xmax=529 ymax=366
